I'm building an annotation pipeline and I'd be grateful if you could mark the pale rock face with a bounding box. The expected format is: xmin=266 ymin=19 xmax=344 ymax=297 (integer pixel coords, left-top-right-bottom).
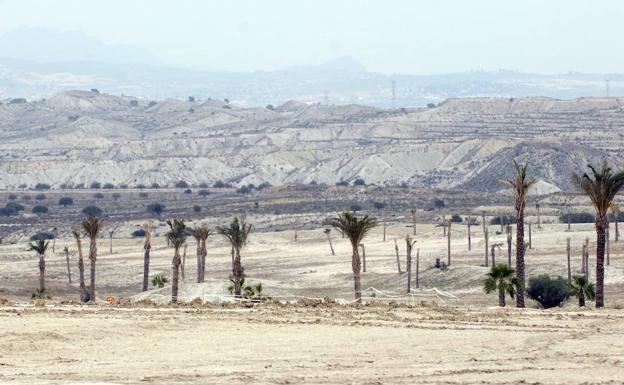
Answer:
xmin=1 ymin=91 xmax=623 ymax=191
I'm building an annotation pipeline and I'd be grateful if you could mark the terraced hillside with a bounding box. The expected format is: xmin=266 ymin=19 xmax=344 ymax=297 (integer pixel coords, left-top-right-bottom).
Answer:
xmin=2 ymin=91 xmax=624 ymax=191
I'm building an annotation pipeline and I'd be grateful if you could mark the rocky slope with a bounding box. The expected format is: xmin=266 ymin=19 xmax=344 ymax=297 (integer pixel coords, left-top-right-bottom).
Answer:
xmin=1 ymin=91 xmax=623 ymax=192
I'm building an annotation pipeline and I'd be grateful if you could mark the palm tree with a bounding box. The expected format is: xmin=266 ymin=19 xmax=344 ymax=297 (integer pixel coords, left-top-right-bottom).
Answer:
xmin=216 ymin=217 xmax=252 ymax=297
xmin=324 ymin=228 xmax=335 ymax=256
xmin=165 ymin=219 xmax=188 ymax=303
xmin=573 ymin=162 xmax=624 ymax=307
xmin=570 ymin=275 xmax=596 ymax=307
xmin=28 ymin=239 xmax=49 ymax=294
xmin=82 ymin=215 xmax=102 ymax=303
xmin=142 ymin=222 xmax=153 ymax=292
xmin=191 ymin=225 xmax=212 ymax=283
xmin=610 ymin=203 xmax=620 ymax=242
xmin=483 ymin=264 xmax=520 ymax=307
xmin=71 ymin=229 xmax=88 ymax=301
xmin=500 ymin=160 xmax=536 ymax=308
xmin=329 ymin=212 xmax=378 ymax=302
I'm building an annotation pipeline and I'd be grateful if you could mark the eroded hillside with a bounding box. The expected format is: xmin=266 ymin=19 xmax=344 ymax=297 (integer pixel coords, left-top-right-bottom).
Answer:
xmin=1 ymin=91 xmax=623 ymax=191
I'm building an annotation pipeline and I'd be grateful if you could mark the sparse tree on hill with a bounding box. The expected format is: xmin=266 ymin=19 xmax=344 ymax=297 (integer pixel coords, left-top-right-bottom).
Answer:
xmin=72 ymin=229 xmax=88 ymax=301
xmin=165 ymin=219 xmax=188 ymax=303
xmin=483 ymin=264 xmax=519 ymax=307
xmin=82 ymin=215 xmax=102 ymax=303
xmin=217 ymin=217 xmax=252 ymax=297
xmin=329 ymin=212 xmax=377 ymax=302
xmin=571 ymin=275 xmax=595 ymax=307
xmin=192 ymin=225 xmax=212 ymax=283
xmin=573 ymin=162 xmax=624 ymax=307
xmin=28 ymin=239 xmax=49 ymax=295
xmin=500 ymin=160 xmax=536 ymax=308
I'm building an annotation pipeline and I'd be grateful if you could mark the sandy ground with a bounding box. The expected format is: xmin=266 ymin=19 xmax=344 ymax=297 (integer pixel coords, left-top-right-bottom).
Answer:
xmin=2 ymin=219 xmax=624 ymax=384
xmin=0 ymin=304 xmax=623 ymax=384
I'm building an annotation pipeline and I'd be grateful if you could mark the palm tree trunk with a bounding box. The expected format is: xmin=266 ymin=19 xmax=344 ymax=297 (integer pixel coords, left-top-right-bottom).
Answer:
xmin=200 ymin=240 xmax=207 ymax=283
xmin=196 ymin=241 xmax=202 ymax=283
xmin=326 ymin=233 xmax=335 ymax=256
xmin=233 ymin=247 xmax=243 ymax=297
xmin=142 ymin=237 xmax=151 ymax=292
xmin=39 ymin=254 xmax=45 ymax=293
xmin=467 ymin=219 xmax=471 ymax=251
xmin=181 ymin=244 xmax=187 ymax=281
xmin=383 ymin=212 xmax=387 ymax=242
xmin=595 ymin=217 xmax=607 ymax=308
xmin=606 ymin=225 xmax=610 ymax=266
xmin=109 ymin=233 xmax=113 ymax=254
xmin=352 ymin=244 xmax=362 ymax=302
xmin=515 ymin=206 xmax=526 ymax=308
xmin=89 ymin=236 xmax=97 ymax=303
xmin=230 ymin=246 xmax=235 ymax=271
xmin=415 ymin=248 xmax=420 ymax=289
xmin=171 ymin=248 xmax=181 ymax=303
xmin=484 ymin=228 xmax=489 ymax=267
xmin=528 ymin=223 xmax=532 ymax=249
xmin=394 ymin=239 xmax=402 ymax=273
xmin=507 ymin=225 xmax=512 ymax=266
xmin=65 ymin=248 xmax=72 ymax=284
xmin=616 ymin=219 xmax=619 ymax=242
xmin=579 ymin=290 xmax=585 ymax=307
xmin=566 ymin=237 xmax=571 ymax=283
xmin=75 ymin=236 xmax=87 ymax=300
xmin=498 ymin=286 xmax=505 ymax=307
xmin=360 ymin=244 xmax=366 ymax=273
xmin=447 ymin=220 xmax=451 ymax=266
xmin=412 ymin=210 xmax=416 ymax=236
xmin=405 ymin=237 xmax=412 ymax=294
xmin=491 ymin=245 xmax=496 ymax=266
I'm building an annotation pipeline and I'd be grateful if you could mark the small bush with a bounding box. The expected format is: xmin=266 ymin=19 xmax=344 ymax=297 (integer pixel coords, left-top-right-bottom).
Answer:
xmin=213 ymin=180 xmax=232 ymax=188
xmin=35 ymin=194 xmax=46 ymax=201
xmin=490 ymin=215 xmax=518 ymax=225
xmin=32 ymin=205 xmax=49 ymax=214
xmin=151 ymin=274 xmax=168 ymax=288
xmin=451 ymin=214 xmax=463 ymax=223
xmin=198 ymin=189 xmax=210 ymax=197
xmin=93 ymin=192 xmax=104 ymax=199
xmin=433 ymin=198 xmax=445 ymax=209
xmin=22 ymin=195 xmax=31 ymax=201
xmin=146 ymin=203 xmax=165 ymax=216
xmin=175 ymin=180 xmax=189 ymax=188
xmin=150 ymin=183 xmax=160 ymax=189
xmin=136 ymin=184 xmax=147 ymax=189
xmin=132 ymin=229 xmax=146 ymax=237
xmin=103 ymin=183 xmax=115 ymax=189
xmin=236 ymin=186 xmax=251 ymax=194
xmin=8 ymin=194 xmax=17 ymax=200
xmin=353 ymin=178 xmax=366 ymax=186
xmin=527 ymin=275 xmax=572 ymax=309
xmin=350 ymin=204 xmax=363 ymax=212
xmin=112 ymin=193 xmax=122 ymax=200
xmin=34 ymin=183 xmax=50 ymax=190
xmin=138 ymin=192 xmax=148 ymax=198
xmin=373 ymin=201 xmax=386 ymax=210
xmin=335 ymin=180 xmax=349 ymax=186
xmin=90 ymin=182 xmax=101 ymax=189
xmin=30 ymin=231 xmax=54 ymax=241
xmin=560 ymin=212 xmax=595 ymax=224
xmin=184 ymin=189 xmax=192 ymax=194
xmin=193 ymin=205 xmax=202 ymax=213
xmin=82 ymin=205 xmax=102 ymax=217
xmin=58 ymin=197 xmax=74 ymax=207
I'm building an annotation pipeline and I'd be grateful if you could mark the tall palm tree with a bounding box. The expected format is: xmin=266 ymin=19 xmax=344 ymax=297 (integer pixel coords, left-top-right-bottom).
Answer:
xmin=329 ymin=212 xmax=377 ymax=302
xmin=217 ymin=217 xmax=252 ymax=297
xmin=71 ymin=229 xmax=88 ymax=301
xmin=142 ymin=222 xmax=153 ymax=292
xmin=165 ymin=219 xmax=188 ymax=303
xmin=28 ymin=239 xmax=49 ymax=294
xmin=82 ymin=215 xmax=102 ymax=303
xmin=573 ymin=162 xmax=624 ymax=307
xmin=483 ymin=264 xmax=520 ymax=307
xmin=500 ymin=160 xmax=536 ymax=308
xmin=191 ymin=225 xmax=212 ymax=283
xmin=571 ymin=275 xmax=596 ymax=307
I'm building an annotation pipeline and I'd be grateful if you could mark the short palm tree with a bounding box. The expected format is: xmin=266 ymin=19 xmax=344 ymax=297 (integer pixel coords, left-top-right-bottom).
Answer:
xmin=570 ymin=275 xmax=596 ymax=307
xmin=82 ymin=215 xmax=102 ymax=303
xmin=191 ymin=225 xmax=212 ymax=283
xmin=165 ymin=219 xmax=188 ymax=303
xmin=484 ymin=264 xmax=520 ymax=307
xmin=329 ymin=212 xmax=378 ymax=302
xmin=573 ymin=162 xmax=624 ymax=307
xmin=71 ymin=229 xmax=88 ymax=302
xmin=500 ymin=160 xmax=536 ymax=308
xmin=151 ymin=274 xmax=168 ymax=288
xmin=28 ymin=239 xmax=49 ymax=294
xmin=216 ymin=217 xmax=252 ymax=297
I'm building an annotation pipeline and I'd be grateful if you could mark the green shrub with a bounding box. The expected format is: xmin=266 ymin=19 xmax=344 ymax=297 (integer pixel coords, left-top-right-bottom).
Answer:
xmin=527 ymin=274 xmax=571 ymax=308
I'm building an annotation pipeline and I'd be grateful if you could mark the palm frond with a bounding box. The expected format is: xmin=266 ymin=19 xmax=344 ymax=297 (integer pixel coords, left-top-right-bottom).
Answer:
xmin=216 ymin=216 xmax=252 ymax=249
xmin=28 ymin=239 xmax=49 ymax=255
xmin=328 ymin=212 xmax=378 ymax=247
xmin=165 ymin=218 xmax=187 ymax=249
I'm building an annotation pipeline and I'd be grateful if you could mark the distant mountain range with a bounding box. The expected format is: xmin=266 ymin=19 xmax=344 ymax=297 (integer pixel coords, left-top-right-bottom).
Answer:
xmin=1 ymin=28 xmax=623 ymax=107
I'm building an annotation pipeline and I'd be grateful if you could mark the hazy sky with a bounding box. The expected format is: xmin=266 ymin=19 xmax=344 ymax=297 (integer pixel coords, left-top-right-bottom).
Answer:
xmin=0 ymin=0 xmax=622 ymax=74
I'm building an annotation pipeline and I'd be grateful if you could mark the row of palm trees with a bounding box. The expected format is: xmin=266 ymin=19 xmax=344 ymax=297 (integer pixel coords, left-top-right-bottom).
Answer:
xmin=25 ymin=160 xmax=622 ymax=308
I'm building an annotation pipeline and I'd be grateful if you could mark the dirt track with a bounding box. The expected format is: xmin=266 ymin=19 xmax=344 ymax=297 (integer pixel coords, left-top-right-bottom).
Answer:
xmin=1 ymin=304 xmax=623 ymax=385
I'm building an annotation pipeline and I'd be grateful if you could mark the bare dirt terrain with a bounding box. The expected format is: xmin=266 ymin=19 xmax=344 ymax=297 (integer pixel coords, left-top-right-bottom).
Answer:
xmin=0 ymin=304 xmax=623 ymax=385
